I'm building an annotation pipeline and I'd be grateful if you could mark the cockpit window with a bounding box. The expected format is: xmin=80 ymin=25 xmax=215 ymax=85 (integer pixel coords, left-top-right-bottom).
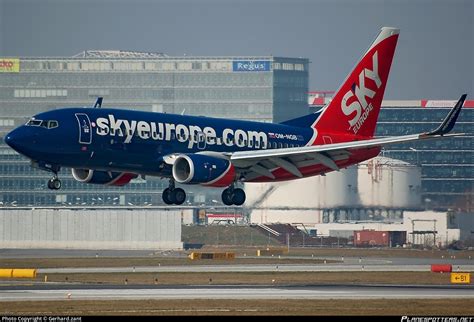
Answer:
xmin=26 ymin=119 xmax=42 ymax=126
xmin=25 ymin=118 xmax=58 ymax=129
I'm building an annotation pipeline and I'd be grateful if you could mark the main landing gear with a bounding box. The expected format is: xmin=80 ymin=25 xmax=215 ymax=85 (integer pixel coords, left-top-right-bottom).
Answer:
xmin=162 ymin=179 xmax=186 ymax=205
xmin=221 ymin=185 xmax=246 ymax=206
xmin=47 ymin=175 xmax=61 ymax=190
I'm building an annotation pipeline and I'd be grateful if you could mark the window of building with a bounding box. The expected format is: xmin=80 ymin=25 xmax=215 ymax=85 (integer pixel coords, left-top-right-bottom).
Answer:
xmin=0 ymin=119 xmax=14 ymax=126
xmin=14 ymin=89 xmax=67 ymax=98
xmin=88 ymin=89 xmax=110 ymax=97
xmin=294 ymin=64 xmax=305 ymax=71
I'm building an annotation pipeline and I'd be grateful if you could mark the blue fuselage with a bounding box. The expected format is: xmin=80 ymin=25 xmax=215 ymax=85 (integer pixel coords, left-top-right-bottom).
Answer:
xmin=7 ymin=107 xmax=314 ymax=176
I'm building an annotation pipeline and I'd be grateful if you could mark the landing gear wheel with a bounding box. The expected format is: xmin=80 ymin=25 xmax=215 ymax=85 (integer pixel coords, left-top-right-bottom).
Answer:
xmin=52 ymin=178 xmax=61 ymax=190
xmin=173 ymin=188 xmax=186 ymax=205
xmin=232 ymin=188 xmax=246 ymax=206
xmin=162 ymin=187 xmax=186 ymax=205
xmin=162 ymin=188 xmax=175 ymax=205
xmin=222 ymin=188 xmax=234 ymax=206
xmin=47 ymin=178 xmax=61 ymax=190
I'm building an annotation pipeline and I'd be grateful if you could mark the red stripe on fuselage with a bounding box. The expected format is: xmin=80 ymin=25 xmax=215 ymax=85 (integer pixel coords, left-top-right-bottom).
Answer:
xmin=202 ymin=163 xmax=236 ymax=187
xmin=110 ymin=173 xmax=138 ymax=186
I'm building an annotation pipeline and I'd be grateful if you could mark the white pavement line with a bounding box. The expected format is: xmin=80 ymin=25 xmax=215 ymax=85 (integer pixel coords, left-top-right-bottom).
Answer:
xmin=38 ymin=264 xmax=474 ymax=274
xmin=1 ymin=287 xmax=474 ymax=301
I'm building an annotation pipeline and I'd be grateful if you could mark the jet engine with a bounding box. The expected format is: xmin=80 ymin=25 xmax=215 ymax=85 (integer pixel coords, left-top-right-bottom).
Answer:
xmin=71 ymin=168 xmax=137 ymax=186
xmin=172 ymin=154 xmax=235 ymax=187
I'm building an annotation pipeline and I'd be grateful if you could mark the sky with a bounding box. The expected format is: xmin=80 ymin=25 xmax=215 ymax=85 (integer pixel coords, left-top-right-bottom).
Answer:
xmin=0 ymin=0 xmax=472 ymax=100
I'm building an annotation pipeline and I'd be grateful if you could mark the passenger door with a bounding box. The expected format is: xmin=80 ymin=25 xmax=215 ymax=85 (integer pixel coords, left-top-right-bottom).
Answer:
xmin=75 ymin=113 xmax=92 ymax=144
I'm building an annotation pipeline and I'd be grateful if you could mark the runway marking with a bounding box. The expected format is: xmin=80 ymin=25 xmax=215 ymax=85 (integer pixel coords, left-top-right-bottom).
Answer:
xmin=1 ymin=286 xmax=473 ymax=301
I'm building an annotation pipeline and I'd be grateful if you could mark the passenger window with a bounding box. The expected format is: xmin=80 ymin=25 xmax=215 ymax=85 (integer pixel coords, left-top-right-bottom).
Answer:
xmin=278 ymin=142 xmax=283 ymax=148
xmin=272 ymin=142 xmax=277 ymax=149
xmin=284 ymin=143 xmax=289 ymax=148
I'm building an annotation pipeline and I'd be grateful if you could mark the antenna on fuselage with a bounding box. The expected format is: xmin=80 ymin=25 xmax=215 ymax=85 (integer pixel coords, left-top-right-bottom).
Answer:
xmin=93 ymin=97 xmax=103 ymax=108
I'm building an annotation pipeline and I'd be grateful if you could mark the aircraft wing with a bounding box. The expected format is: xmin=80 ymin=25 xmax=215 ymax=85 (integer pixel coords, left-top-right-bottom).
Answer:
xmin=229 ymin=94 xmax=466 ymax=180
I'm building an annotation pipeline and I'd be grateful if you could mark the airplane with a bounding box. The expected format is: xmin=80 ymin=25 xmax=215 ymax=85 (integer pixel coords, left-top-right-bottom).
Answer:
xmin=4 ymin=27 xmax=466 ymax=206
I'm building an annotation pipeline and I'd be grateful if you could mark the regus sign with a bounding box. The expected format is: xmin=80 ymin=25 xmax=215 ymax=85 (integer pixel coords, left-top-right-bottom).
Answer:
xmin=233 ymin=60 xmax=270 ymax=72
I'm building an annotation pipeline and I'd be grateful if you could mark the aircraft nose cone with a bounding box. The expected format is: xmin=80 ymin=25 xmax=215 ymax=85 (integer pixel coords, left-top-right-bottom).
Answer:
xmin=4 ymin=127 xmax=33 ymax=154
xmin=4 ymin=130 xmax=17 ymax=149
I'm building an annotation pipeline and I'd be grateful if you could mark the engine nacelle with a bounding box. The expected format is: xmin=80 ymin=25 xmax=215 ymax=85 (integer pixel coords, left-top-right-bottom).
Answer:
xmin=172 ymin=154 xmax=235 ymax=187
xmin=71 ymin=168 xmax=137 ymax=186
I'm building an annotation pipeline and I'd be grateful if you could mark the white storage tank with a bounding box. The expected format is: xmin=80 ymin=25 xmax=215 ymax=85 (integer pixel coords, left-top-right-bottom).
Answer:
xmin=358 ymin=157 xmax=421 ymax=209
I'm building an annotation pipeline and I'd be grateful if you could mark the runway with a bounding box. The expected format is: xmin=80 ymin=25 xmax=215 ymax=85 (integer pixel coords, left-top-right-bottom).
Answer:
xmin=1 ymin=284 xmax=473 ymax=301
xmin=38 ymin=264 xmax=474 ymax=274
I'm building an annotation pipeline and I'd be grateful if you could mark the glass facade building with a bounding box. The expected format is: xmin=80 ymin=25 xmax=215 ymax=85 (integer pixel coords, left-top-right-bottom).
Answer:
xmin=376 ymin=104 xmax=473 ymax=212
xmin=0 ymin=52 xmax=309 ymax=207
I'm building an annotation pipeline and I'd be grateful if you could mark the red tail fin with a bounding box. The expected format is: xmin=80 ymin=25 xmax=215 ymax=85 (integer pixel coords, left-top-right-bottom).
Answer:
xmin=314 ymin=27 xmax=399 ymax=142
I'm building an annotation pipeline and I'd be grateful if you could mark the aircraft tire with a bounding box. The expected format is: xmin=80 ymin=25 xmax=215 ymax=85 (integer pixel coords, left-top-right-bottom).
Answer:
xmin=232 ymin=188 xmax=246 ymax=206
xmin=52 ymin=178 xmax=61 ymax=190
xmin=162 ymin=188 xmax=175 ymax=205
xmin=221 ymin=188 xmax=234 ymax=206
xmin=173 ymin=188 xmax=186 ymax=205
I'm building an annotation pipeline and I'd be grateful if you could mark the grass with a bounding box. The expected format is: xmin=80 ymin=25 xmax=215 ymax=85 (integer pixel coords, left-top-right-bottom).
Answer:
xmin=182 ymin=225 xmax=281 ymax=247
xmin=282 ymin=247 xmax=474 ymax=259
xmin=2 ymin=299 xmax=474 ymax=315
xmin=0 ymin=256 xmax=330 ymax=269
xmin=1 ymin=246 xmax=472 ymax=268
xmin=26 ymin=271 xmax=461 ymax=285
